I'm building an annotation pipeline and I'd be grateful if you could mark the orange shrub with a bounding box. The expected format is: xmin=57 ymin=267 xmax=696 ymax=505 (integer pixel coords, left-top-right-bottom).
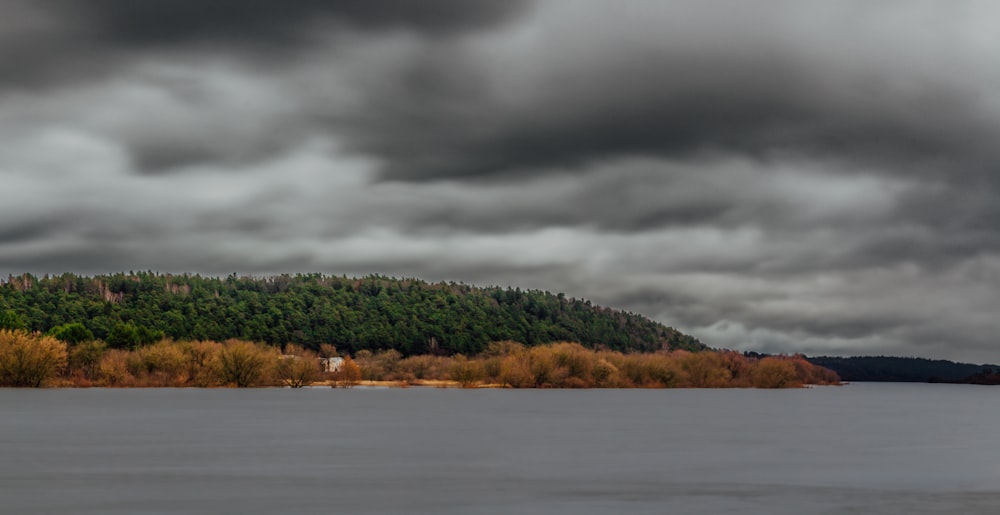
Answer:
xmin=98 ymin=349 xmax=135 ymax=386
xmin=780 ymin=355 xmax=840 ymax=385
xmin=617 ymin=353 xmax=686 ymax=388
xmin=709 ymin=352 xmax=745 ymax=386
xmin=549 ymin=342 xmax=594 ymax=385
xmin=752 ymin=357 xmax=801 ymax=388
xmin=1 ymin=331 xmax=840 ymax=389
xmin=528 ymin=346 xmax=561 ymax=387
xmin=499 ymin=354 xmax=535 ymax=388
xmin=449 ymin=355 xmax=483 ymax=388
xmin=592 ymin=356 xmax=623 ymax=387
xmin=677 ymin=351 xmax=732 ymax=388
xmin=333 ymin=356 xmax=362 ymax=387
xmin=135 ymin=340 xmax=189 ymax=386
xmin=0 ymin=330 xmax=68 ymax=387
xmin=214 ymin=340 xmax=278 ymax=387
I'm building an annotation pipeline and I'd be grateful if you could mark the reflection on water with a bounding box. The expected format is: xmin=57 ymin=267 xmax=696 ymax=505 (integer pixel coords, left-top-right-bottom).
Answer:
xmin=1 ymin=383 xmax=999 ymax=514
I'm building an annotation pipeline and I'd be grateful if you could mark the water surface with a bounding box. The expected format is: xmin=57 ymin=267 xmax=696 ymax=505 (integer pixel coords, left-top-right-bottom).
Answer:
xmin=2 ymin=383 xmax=999 ymax=514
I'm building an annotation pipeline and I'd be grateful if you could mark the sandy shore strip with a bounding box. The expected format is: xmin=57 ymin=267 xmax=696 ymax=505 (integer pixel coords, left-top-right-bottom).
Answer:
xmin=313 ymin=379 xmax=505 ymax=388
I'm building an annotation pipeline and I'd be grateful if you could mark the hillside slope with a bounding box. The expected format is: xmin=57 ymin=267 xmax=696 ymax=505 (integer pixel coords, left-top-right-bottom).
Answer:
xmin=0 ymin=272 xmax=704 ymax=355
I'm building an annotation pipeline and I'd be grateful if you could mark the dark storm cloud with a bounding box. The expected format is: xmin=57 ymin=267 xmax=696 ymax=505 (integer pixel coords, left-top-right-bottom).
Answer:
xmin=0 ymin=0 xmax=529 ymax=89
xmin=343 ymin=29 xmax=997 ymax=183
xmin=0 ymin=219 xmax=60 ymax=246
xmin=2 ymin=0 xmax=531 ymax=172
xmin=0 ymin=247 xmax=132 ymax=275
xmin=76 ymin=0 xmax=531 ymax=45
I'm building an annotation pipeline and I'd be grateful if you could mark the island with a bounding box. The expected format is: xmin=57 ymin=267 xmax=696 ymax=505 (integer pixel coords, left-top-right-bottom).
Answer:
xmin=1 ymin=272 xmax=838 ymax=388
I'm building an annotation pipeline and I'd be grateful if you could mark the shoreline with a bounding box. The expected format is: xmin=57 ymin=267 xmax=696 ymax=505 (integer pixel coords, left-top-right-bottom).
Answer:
xmin=35 ymin=378 xmax=841 ymax=389
xmin=311 ymin=379 xmax=504 ymax=388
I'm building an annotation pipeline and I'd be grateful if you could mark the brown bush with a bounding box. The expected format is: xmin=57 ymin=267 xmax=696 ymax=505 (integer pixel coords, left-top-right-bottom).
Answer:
xmin=678 ymin=351 xmax=732 ymax=388
xmin=0 ymin=330 xmax=68 ymax=387
xmin=333 ymin=356 xmax=362 ymax=387
xmin=549 ymin=342 xmax=594 ymax=385
xmin=353 ymin=349 xmax=411 ymax=382
xmin=135 ymin=340 xmax=189 ymax=386
xmin=528 ymin=347 xmax=559 ymax=387
xmin=353 ymin=349 xmax=380 ymax=381
xmin=397 ymin=355 xmax=451 ymax=381
xmin=499 ymin=355 xmax=534 ymax=388
xmin=276 ymin=345 xmax=321 ymax=388
xmin=617 ymin=353 xmax=686 ymax=388
xmin=480 ymin=356 xmax=503 ymax=384
xmin=181 ymin=340 xmax=223 ymax=386
xmin=68 ymin=340 xmax=108 ymax=381
xmin=448 ymin=355 xmax=483 ymax=388
xmin=752 ymin=357 xmax=801 ymax=388
xmin=214 ymin=340 xmax=277 ymax=387
xmin=1 ymin=331 xmax=839 ymax=389
xmin=718 ymin=351 xmax=753 ymax=387
xmin=98 ymin=349 xmax=135 ymax=386
xmin=592 ymin=357 xmax=622 ymax=387
xmin=782 ymin=355 xmax=840 ymax=385
xmin=561 ymin=376 xmax=590 ymax=389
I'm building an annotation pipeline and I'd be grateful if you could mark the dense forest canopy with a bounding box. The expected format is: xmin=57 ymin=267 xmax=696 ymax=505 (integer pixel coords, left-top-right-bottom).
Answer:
xmin=0 ymin=272 xmax=704 ymax=355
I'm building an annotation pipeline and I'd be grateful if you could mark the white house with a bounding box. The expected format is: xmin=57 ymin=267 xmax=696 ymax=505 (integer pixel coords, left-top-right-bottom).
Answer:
xmin=320 ymin=357 xmax=344 ymax=373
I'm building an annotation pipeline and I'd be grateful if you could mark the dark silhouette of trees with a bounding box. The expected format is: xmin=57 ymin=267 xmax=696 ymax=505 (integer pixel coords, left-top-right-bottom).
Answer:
xmin=806 ymin=355 xmax=998 ymax=382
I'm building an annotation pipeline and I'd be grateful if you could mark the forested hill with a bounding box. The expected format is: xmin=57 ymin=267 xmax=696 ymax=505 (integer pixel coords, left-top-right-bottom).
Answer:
xmin=806 ymin=356 xmax=998 ymax=382
xmin=0 ymin=273 xmax=704 ymax=355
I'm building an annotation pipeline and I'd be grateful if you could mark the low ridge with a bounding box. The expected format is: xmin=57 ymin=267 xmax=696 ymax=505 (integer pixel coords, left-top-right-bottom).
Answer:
xmin=0 ymin=272 xmax=705 ymax=355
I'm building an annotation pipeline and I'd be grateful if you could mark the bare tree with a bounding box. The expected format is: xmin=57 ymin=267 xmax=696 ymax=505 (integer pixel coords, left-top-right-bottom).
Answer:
xmin=332 ymin=356 xmax=362 ymax=388
xmin=276 ymin=344 xmax=321 ymax=388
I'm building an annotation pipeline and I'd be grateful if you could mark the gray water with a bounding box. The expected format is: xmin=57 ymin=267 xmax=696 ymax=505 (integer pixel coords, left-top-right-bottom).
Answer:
xmin=2 ymin=383 xmax=1000 ymax=514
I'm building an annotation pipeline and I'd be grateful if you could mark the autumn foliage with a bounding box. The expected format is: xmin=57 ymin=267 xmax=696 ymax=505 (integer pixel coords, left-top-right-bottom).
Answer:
xmin=276 ymin=345 xmax=322 ymax=388
xmin=342 ymin=341 xmax=839 ymax=389
xmin=332 ymin=356 xmax=362 ymax=387
xmin=0 ymin=331 xmax=838 ymax=388
xmin=0 ymin=330 xmax=67 ymax=387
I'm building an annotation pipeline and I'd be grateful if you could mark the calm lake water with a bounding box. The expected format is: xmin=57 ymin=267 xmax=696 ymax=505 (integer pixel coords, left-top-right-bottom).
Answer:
xmin=2 ymin=383 xmax=1000 ymax=514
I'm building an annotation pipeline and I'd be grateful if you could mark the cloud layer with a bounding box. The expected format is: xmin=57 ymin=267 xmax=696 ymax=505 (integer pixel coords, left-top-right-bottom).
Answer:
xmin=3 ymin=0 xmax=1000 ymax=362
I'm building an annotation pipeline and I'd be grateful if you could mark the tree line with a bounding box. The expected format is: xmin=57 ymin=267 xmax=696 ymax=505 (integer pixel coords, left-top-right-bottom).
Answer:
xmin=805 ymin=355 xmax=999 ymax=382
xmin=0 ymin=330 xmax=838 ymax=389
xmin=0 ymin=272 xmax=704 ymax=355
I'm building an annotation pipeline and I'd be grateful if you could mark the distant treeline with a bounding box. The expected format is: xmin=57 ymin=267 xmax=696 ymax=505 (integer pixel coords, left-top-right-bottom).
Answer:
xmin=805 ymin=356 xmax=999 ymax=383
xmin=943 ymin=369 xmax=1000 ymax=385
xmin=0 ymin=330 xmax=839 ymax=389
xmin=0 ymin=272 xmax=704 ymax=356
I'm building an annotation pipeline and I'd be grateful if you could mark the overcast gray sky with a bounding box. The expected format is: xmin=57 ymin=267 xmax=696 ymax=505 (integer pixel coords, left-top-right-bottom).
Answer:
xmin=3 ymin=0 xmax=1000 ymax=362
